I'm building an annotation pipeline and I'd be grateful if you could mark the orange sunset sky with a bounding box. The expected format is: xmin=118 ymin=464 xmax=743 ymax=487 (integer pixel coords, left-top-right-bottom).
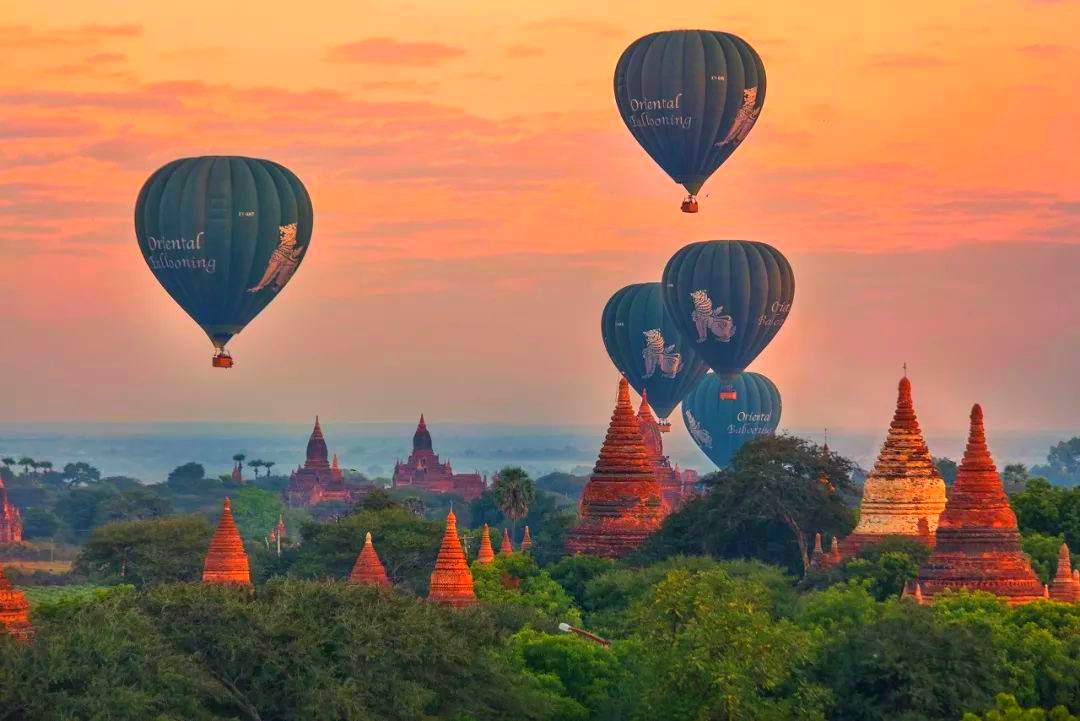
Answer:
xmin=1 ymin=0 xmax=1077 ymax=434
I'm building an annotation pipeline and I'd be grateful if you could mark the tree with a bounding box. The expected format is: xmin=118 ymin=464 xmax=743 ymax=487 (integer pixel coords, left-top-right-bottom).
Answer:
xmin=493 ymin=467 xmax=536 ymax=540
xmin=247 ymin=459 xmax=264 ymax=478
xmin=74 ymin=515 xmax=213 ymax=585
xmin=17 ymin=456 xmax=34 ymax=475
xmin=263 ymin=461 xmax=276 ymax=477
xmin=837 ymin=536 xmax=932 ymax=600
xmin=935 ymin=456 xmax=959 ymax=486
xmin=21 ymin=507 xmax=61 ymax=539
xmin=1021 ymin=532 xmax=1065 ymax=584
xmin=55 ymin=486 xmax=117 ymax=539
xmin=93 ymin=488 xmax=174 ymax=526
xmin=1003 ymin=464 xmax=1030 ymax=492
xmin=62 ymin=461 xmax=101 ymax=487
xmin=228 ymin=486 xmax=287 ymax=540
xmin=166 ymin=462 xmax=218 ymax=494
xmin=472 ymin=554 xmax=581 ymax=624
xmin=643 ymin=435 xmax=856 ymax=573
xmin=1047 ymin=438 xmax=1080 ymax=476
xmin=623 ymin=567 xmax=828 ymax=721
xmin=0 ymin=457 xmax=13 ymax=469
xmin=963 ymin=694 xmax=1079 ymax=721
xmin=232 ymin=453 xmax=246 ymax=469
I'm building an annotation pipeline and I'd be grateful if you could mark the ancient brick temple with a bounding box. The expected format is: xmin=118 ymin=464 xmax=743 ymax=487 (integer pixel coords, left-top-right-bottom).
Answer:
xmin=844 ymin=376 xmax=947 ymax=556
xmin=0 ymin=476 xmax=23 ymax=544
xmin=393 ymin=416 xmax=485 ymax=501
xmin=286 ymin=417 xmax=373 ymax=508
xmin=916 ymin=405 xmax=1044 ymax=605
xmin=0 ymin=566 xmax=31 ymax=641
xmin=1048 ymin=544 xmax=1080 ymax=603
xmin=349 ymin=532 xmax=391 ymax=587
xmin=636 ymin=391 xmax=697 ymax=513
xmin=203 ymin=497 xmax=252 ymax=586
xmin=810 ymin=533 xmax=843 ymax=569
xmin=428 ymin=509 xmax=477 ymax=606
xmin=500 ymin=528 xmax=513 ymax=556
xmin=476 ymin=524 xmax=495 ymax=564
xmin=566 ymin=377 xmax=664 ymax=558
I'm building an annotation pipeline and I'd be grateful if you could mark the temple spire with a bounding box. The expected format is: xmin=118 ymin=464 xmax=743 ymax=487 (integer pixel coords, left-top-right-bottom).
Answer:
xmin=916 ymin=404 xmax=1043 ymax=605
xmin=349 ymin=532 xmax=391 ymax=587
xmin=476 ymin=524 xmax=495 ymax=564
xmin=203 ymin=497 xmax=251 ymax=586
xmin=500 ymin=528 xmax=514 ymax=555
xmin=566 ymin=377 xmax=664 ymax=557
xmin=1048 ymin=543 xmax=1080 ymax=602
xmin=521 ymin=526 xmax=533 ymax=554
xmin=844 ymin=374 xmax=946 ymax=555
xmin=428 ymin=510 xmax=476 ymax=606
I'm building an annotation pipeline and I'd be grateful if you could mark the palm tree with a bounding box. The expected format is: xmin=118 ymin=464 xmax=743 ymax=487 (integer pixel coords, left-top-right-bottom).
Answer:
xmin=1 ymin=458 xmax=14 ymax=470
xmin=492 ymin=467 xmax=535 ymax=541
xmin=248 ymin=460 xmax=264 ymax=478
xmin=232 ymin=453 xmax=246 ymax=470
xmin=17 ymin=457 xmax=34 ymax=476
xmin=264 ymin=461 xmax=276 ymax=477
xmin=38 ymin=461 xmax=53 ymax=474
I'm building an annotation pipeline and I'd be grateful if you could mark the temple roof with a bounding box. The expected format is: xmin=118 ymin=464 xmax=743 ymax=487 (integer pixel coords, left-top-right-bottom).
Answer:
xmin=595 ymin=378 xmax=657 ymax=477
xmin=413 ymin=414 xmax=433 ymax=452
xmin=202 ymin=497 xmax=252 ymax=586
xmin=306 ymin=416 xmax=329 ymax=468
xmin=428 ymin=510 xmax=476 ymax=606
xmin=349 ymin=532 xmax=391 ymax=587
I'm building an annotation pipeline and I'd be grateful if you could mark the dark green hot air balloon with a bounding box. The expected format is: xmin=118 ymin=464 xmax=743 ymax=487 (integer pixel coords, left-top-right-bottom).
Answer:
xmin=601 ymin=282 xmax=709 ymax=423
xmin=614 ymin=30 xmax=766 ymax=213
xmin=662 ymin=240 xmax=793 ymax=399
xmin=134 ymin=156 xmax=313 ymax=367
xmin=682 ymin=371 xmax=781 ymax=468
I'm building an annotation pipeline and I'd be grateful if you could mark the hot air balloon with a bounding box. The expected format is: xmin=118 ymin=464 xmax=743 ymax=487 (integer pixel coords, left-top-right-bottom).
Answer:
xmin=662 ymin=240 xmax=793 ymax=399
xmin=614 ymin=30 xmax=766 ymax=213
xmin=682 ymin=372 xmax=781 ymax=468
xmin=601 ymin=282 xmax=708 ymax=427
xmin=134 ymin=156 xmax=313 ymax=368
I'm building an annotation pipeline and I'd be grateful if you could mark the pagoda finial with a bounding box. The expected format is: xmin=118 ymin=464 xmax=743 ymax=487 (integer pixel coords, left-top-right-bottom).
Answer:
xmin=903 ymin=362 xmax=907 ymax=378
xmin=349 ymin=531 xmax=391 ymax=587
xmin=500 ymin=527 xmax=514 ymax=555
xmin=477 ymin=524 xmax=495 ymax=564
xmin=203 ymin=497 xmax=251 ymax=586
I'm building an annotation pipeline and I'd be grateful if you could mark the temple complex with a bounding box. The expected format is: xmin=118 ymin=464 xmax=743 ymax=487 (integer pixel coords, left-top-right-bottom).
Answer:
xmin=500 ymin=528 xmax=513 ymax=555
xmin=844 ymin=376 xmax=947 ymax=556
xmin=202 ymin=498 xmax=252 ymax=586
xmin=637 ymin=392 xmax=697 ymax=513
xmin=916 ymin=405 xmax=1044 ymax=605
xmin=810 ymin=533 xmax=843 ymax=569
xmin=428 ymin=510 xmax=477 ymax=606
xmin=476 ymin=524 xmax=495 ymax=564
xmin=1048 ymin=544 xmax=1080 ymax=603
xmin=521 ymin=526 xmax=533 ymax=554
xmin=0 ymin=566 xmax=31 ymax=641
xmin=393 ymin=416 xmax=485 ymax=501
xmin=349 ymin=532 xmax=391 ymax=587
xmin=566 ymin=377 xmax=664 ymax=558
xmin=286 ymin=418 xmax=373 ymax=508
xmin=0 ymin=476 xmax=23 ymax=544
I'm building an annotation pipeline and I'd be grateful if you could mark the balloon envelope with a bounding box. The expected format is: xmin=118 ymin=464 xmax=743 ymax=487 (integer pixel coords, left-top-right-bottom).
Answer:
xmin=601 ymin=282 xmax=709 ymax=420
xmin=134 ymin=156 xmax=313 ymax=351
xmin=682 ymin=372 xmax=781 ymax=468
xmin=613 ymin=30 xmax=766 ymax=197
xmin=662 ymin=240 xmax=793 ymax=381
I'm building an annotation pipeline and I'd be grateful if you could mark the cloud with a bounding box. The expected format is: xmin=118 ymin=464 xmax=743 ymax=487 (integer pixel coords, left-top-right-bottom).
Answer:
xmin=0 ymin=117 xmax=98 ymax=138
xmin=327 ymin=37 xmax=466 ymax=65
xmin=85 ymin=51 xmax=127 ymax=63
xmin=0 ymin=23 xmax=141 ymax=48
xmin=868 ymin=53 xmax=951 ymax=68
xmin=1017 ymin=44 xmax=1067 ymax=57
xmin=0 ymin=89 xmax=180 ymax=110
xmin=523 ymin=18 xmax=622 ymax=38
xmin=506 ymin=44 xmax=544 ymax=59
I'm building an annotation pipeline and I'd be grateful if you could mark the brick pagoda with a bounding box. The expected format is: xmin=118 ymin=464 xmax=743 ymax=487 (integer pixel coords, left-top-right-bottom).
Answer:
xmin=1048 ymin=544 xmax=1080 ymax=603
xmin=203 ymin=497 xmax=252 ymax=586
xmin=0 ymin=476 xmax=22 ymax=544
xmin=0 ymin=566 xmax=31 ymax=641
xmin=428 ymin=510 xmax=477 ymax=606
xmin=566 ymin=377 xmax=664 ymax=558
xmin=844 ymin=375 xmax=947 ymax=556
xmin=476 ymin=524 xmax=495 ymax=564
xmin=349 ymin=532 xmax=391 ymax=587
xmin=636 ymin=391 xmax=696 ymax=513
xmin=286 ymin=417 xmax=373 ymax=508
xmin=916 ymin=405 xmax=1043 ymax=605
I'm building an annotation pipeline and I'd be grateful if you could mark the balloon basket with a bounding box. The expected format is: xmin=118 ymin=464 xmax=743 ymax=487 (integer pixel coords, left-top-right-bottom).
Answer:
xmin=658 ymin=420 xmax=672 ymax=433
xmin=212 ymin=351 xmax=234 ymax=369
xmin=719 ymin=387 xmax=737 ymax=401
xmin=680 ymin=196 xmax=699 ymax=213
